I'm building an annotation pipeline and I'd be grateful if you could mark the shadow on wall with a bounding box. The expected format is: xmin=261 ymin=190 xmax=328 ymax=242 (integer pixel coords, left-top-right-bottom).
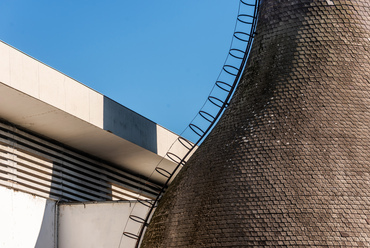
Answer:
xmin=0 ymin=187 xmax=55 ymax=248
xmin=34 ymin=199 xmax=56 ymax=247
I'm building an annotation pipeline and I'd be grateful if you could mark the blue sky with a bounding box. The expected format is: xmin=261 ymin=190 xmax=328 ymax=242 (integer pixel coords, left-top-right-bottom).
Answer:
xmin=0 ymin=1 xmax=241 ymax=138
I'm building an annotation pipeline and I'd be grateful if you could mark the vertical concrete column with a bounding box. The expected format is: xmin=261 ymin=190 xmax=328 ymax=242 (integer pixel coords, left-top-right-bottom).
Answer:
xmin=142 ymin=0 xmax=370 ymax=247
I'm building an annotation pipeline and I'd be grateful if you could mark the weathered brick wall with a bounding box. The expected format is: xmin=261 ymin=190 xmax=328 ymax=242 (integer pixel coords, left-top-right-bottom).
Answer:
xmin=141 ymin=0 xmax=370 ymax=247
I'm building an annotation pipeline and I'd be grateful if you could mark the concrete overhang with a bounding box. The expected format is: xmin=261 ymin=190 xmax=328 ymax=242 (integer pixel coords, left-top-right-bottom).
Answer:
xmin=0 ymin=40 xmax=192 ymax=184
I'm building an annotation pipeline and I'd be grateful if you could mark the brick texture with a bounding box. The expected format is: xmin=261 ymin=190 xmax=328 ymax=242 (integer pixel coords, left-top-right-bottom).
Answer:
xmin=141 ymin=0 xmax=370 ymax=247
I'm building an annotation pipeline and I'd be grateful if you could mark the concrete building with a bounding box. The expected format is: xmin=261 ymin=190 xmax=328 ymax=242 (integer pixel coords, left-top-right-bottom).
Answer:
xmin=0 ymin=40 xmax=189 ymax=248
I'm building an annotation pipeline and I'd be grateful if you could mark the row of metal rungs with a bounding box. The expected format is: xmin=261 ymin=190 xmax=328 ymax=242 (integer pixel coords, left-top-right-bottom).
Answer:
xmin=121 ymin=0 xmax=260 ymax=246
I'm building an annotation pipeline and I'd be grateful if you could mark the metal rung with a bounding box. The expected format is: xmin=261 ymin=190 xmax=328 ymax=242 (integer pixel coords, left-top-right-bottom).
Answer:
xmin=129 ymin=215 xmax=148 ymax=226
xmin=229 ymin=49 xmax=245 ymax=60
xmin=216 ymin=81 xmax=233 ymax=92
xmin=166 ymin=152 xmax=184 ymax=164
xmin=237 ymin=14 xmax=255 ymax=24
xmin=208 ymin=96 xmax=225 ymax=108
xmin=223 ymin=65 xmax=239 ymax=76
xmin=234 ymin=31 xmax=252 ymax=42
xmin=240 ymin=0 xmax=255 ymax=6
xmin=199 ymin=111 xmax=215 ymax=123
xmin=178 ymin=137 xmax=193 ymax=150
xmin=155 ymin=167 xmax=172 ymax=178
xmin=189 ymin=124 xmax=205 ymax=137
xmin=138 ymin=199 xmax=156 ymax=208
xmin=123 ymin=232 xmax=139 ymax=240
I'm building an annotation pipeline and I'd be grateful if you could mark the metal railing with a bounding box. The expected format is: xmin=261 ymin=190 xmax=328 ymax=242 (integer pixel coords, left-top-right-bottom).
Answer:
xmin=120 ymin=0 xmax=261 ymax=247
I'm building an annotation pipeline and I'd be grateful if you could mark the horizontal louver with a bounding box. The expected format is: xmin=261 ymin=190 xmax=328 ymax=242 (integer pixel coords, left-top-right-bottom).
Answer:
xmin=0 ymin=121 xmax=160 ymax=202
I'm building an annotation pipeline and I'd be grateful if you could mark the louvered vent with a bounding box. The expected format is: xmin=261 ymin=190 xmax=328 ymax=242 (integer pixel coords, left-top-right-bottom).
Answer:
xmin=0 ymin=120 xmax=160 ymax=202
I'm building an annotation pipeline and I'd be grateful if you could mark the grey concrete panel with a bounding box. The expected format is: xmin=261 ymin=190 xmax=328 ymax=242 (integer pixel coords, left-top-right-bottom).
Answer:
xmin=103 ymin=96 xmax=157 ymax=154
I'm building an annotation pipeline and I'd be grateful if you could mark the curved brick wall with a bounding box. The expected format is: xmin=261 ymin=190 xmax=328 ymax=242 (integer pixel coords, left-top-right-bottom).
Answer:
xmin=141 ymin=0 xmax=370 ymax=247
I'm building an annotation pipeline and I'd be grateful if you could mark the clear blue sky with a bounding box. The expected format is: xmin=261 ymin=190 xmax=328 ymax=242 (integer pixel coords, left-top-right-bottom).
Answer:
xmin=0 ymin=1 xmax=241 ymax=138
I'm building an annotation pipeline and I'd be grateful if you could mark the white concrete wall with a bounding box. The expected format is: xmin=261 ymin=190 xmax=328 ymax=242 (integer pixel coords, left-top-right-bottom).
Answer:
xmin=58 ymin=201 xmax=149 ymax=248
xmin=0 ymin=186 xmax=56 ymax=248
xmin=0 ymin=186 xmax=149 ymax=248
xmin=0 ymin=40 xmax=104 ymax=128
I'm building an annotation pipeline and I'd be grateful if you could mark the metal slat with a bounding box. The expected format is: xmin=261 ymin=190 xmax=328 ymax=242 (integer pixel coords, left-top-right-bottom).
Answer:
xmin=1 ymin=143 xmax=113 ymax=199
xmin=0 ymin=130 xmax=158 ymax=198
xmin=0 ymin=178 xmax=87 ymax=201
xmin=0 ymin=164 xmax=107 ymax=201
xmin=2 ymin=134 xmax=155 ymax=196
xmin=0 ymin=121 xmax=163 ymax=202
xmin=111 ymin=184 xmax=150 ymax=201
xmin=0 ymin=123 xmax=157 ymax=188
xmin=13 ymin=165 xmax=110 ymax=200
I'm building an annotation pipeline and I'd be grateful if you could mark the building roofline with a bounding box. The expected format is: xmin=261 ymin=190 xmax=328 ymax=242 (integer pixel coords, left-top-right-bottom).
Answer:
xmin=0 ymin=40 xmax=190 ymax=183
